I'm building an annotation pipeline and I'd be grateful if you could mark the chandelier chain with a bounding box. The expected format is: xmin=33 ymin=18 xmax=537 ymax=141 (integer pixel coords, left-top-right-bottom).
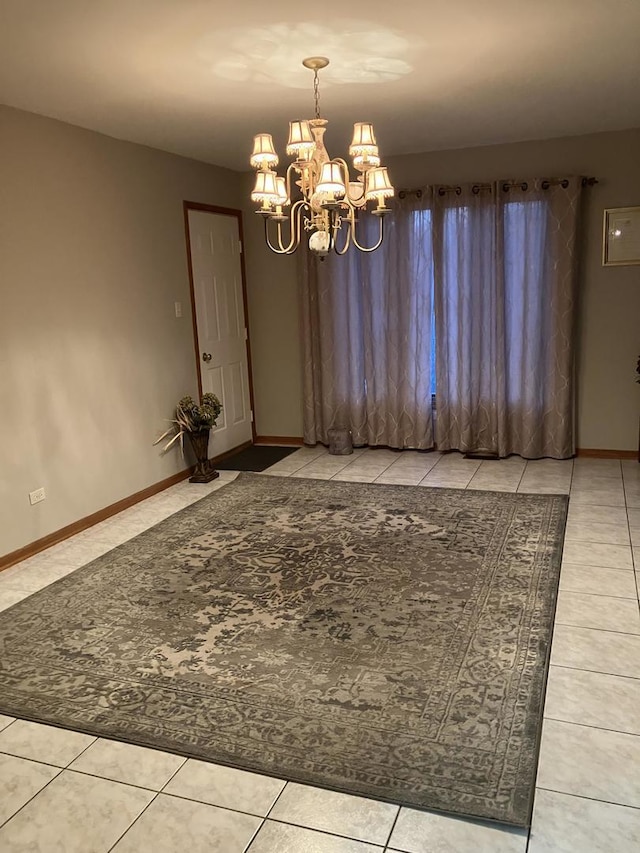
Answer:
xmin=313 ymin=69 xmax=321 ymax=119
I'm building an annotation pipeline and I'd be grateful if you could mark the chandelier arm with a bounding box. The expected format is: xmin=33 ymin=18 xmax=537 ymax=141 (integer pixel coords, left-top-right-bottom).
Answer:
xmin=284 ymin=164 xmax=294 ymax=204
xmin=274 ymin=203 xmax=297 ymax=253
xmin=332 ymin=210 xmax=352 ymax=255
xmin=300 ymin=159 xmax=319 ymax=203
xmin=264 ymin=200 xmax=307 ymax=254
xmin=263 ymin=217 xmax=288 ymax=255
xmin=349 ymin=212 xmax=385 ymax=253
xmin=285 ymin=162 xmax=300 ymax=204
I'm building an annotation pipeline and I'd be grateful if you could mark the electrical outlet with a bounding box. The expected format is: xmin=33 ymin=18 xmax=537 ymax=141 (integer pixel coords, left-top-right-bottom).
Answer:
xmin=174 ymin=301 xmax=182 ymax=318
xmin=29 ymin=487 xmax=46 ymax=505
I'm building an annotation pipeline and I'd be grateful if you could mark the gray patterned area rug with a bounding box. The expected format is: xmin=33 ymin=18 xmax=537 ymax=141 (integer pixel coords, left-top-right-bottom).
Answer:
xmin=0 ymin=474 xmax=567 ymax=826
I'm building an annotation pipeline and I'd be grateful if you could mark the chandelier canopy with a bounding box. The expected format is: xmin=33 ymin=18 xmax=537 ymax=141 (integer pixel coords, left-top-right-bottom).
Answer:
xmin=249 ymin=57 xmax=394 ymax=256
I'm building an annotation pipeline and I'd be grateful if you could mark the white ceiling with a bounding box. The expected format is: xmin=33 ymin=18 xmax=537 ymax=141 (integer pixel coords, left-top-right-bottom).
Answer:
xmin=1 ymin=0 xmax=639 ymax=171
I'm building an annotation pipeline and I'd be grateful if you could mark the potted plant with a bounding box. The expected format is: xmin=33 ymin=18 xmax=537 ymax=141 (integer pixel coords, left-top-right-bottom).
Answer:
xmin=154 ymin=393 xmax=223 ymax=483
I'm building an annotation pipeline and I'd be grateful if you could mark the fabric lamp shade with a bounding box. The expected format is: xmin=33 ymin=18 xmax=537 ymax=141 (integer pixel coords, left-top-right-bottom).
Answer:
xmin=275 ymin=177 xmax=290 ymax=206
xmin=349 ymin=122 xmax=378 ymax=156
xmin=286 ymin=120 xmax=314 ymax=156
xmin=251 ymin=170 xmax=279 ymax=203
xmin=316 ymin=161 xmax=346 ymax=196
xmin=250 ymin=134 xmax=279 ymax=169
xmin=365 ymin=167 xmax=394 ymax=201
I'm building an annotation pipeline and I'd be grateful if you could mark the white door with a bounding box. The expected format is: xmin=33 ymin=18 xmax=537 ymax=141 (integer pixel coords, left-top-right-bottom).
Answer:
xmin=187 ymin=209 xmax=253 ymax=457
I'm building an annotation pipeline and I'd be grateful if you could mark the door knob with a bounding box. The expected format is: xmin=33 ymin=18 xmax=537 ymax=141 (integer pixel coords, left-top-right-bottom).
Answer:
xmin=202 ymin=352 xmax=212 ymax=362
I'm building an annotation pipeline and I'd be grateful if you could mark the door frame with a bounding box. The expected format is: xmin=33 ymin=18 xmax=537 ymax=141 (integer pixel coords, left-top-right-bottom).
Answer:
xmin=183 ymin=201 xmax=257 ymax=444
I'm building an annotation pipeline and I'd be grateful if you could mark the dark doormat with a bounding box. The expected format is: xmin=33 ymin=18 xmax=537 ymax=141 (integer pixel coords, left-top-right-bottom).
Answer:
xmin=215 ymin=445 xmax=299 ymax=472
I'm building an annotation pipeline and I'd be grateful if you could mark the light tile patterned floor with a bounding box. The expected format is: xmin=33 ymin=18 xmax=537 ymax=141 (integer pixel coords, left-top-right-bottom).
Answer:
xmin=1 ymin=450 xmax=639 ymax=852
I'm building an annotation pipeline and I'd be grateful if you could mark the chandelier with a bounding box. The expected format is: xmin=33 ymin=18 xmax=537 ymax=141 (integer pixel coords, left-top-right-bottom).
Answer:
xmin=249 ymin=56 xmax=394 ymax=256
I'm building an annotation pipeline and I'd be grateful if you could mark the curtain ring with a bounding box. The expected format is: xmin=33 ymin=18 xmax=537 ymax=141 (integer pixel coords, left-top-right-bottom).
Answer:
xmin=472 ymin=184 xmax=480 ymax=195
xmin=455 ymin=186 xmax=462 ymax=196
xmin=561 ymin=179 xmax=569 ymax=189
xmin=438 ymin=187 xmax=445 ymax=196
xmin=416 ymin=189 xmax=423 ymax=198
xmin=521 ymin=181 xmax=528 ymax=191
xmin=398 ymin=190 xmax=407 ymax=199
xmin=541 ymin=180 xmax=550 ymax=190
xmin=502 ymin=182 xmax=510 ymax=193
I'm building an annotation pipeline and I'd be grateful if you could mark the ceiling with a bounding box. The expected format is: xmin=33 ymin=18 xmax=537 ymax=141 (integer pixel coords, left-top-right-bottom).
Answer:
xmin=1 ymin=0 xmax=639 ymax=171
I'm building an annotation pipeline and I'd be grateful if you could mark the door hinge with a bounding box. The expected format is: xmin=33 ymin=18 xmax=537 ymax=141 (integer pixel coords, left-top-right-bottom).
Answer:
xmin=244 ymin=328 xmax=248 ymax=341
xmin=250 ymin=410 xmax=254 ymax=423
xmin=238 ymin=240 xmax=243 ymax=254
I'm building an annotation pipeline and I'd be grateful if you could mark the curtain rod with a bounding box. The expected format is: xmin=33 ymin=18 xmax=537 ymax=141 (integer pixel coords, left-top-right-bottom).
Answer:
xmin=399 ymin=176 xmax=598 ymax=198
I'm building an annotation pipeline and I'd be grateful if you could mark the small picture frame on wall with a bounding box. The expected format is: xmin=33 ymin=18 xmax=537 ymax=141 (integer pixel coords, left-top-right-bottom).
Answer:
xmin=603 ymin=206 xmax=640 ymax=266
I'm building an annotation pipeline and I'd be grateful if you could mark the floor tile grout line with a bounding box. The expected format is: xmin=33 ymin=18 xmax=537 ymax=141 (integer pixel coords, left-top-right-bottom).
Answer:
xmin=622 ymin=470 xmax=640 ymax=622
xmin=375 ymin=453 xmax=443 ymax=482
xmin=563 ymin=535 xmax=632 ymax=546
xmin=567 ymin=503 xmax=627 ymax=509
xmin=60 ymin=764 xmax=183 ymax=796
xmin=265 ymin=446 xmax=332 ymax=475
xmin=331 ymin=455 xmax=399 ymax=482
xmin=556 ymin=588 xmax=637 ymax=600
xmin=371 ymin=457 xmax=409 ymax=482
xmin=543 ymin=716 xmax=640 ymax=737
xmin=535 ymin=785 xmax=640 ymax=812
xmin=0 ymin=732 xmax=101 ymax=776
xmin=0 ymin=746 xmax=66 ymax=771
xmin=0 ymin=747 xmax=191 ymax=799
xmin=247 ymin=813 xmax=393 ymax=848
xmin=514 ymin=458 xmax=529 ymax=494
xmin=426 ymin=451 xmax=446 ymax=475
xmin=462 ymin=461 xmax=483 ymax=491
xmin=552 ymin=622 xmax=640 ymax=638
xmin=242 ymin=817 xmax=266 ymax=853
xmin=373 ymin=460 xmax=443 ymax=483
xmin=419 ymin=452 xmax=478 ymax=487
xmin=0 ymin=719 xmax=16 ymax=735
xmin=156 ymin=755 xmax=189 ymax=795
xmin=382 ymin=804 xmax=402 ymax=849
xmin=559 ymin=584 xmax=635 ymax=600
xmin=550 ymin=662 xmax=640 ymax=679
xmin=0 ymin=764 xmax=64 ymax=831
xmin=150 ymin=787 xmax=283 ymax=822
xmin=560 ymin=561 xmax=635 ymax=574
xmin=105 ymin=789 xmax=161 ymax=853
xmin=263 ymin=778 xmax=290 ymax=821
xmin=524 ymin=824 xmax=532 ymax=853
xmin=63 ymin=734 xmax=99 ymax=768
xmin=548 ymin=663 xmax=640 ymax=681
xmin=554 ymin=619 xmax=640 ymax=636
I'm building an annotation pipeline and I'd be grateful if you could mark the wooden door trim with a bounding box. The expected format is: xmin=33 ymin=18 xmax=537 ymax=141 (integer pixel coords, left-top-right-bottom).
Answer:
xmin=183 ymin=201 xmax=257 ymax=443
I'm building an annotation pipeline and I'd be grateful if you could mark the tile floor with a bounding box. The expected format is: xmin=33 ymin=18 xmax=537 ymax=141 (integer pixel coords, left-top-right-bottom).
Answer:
xmin=0 ymin=448 xmax=639 ymax=852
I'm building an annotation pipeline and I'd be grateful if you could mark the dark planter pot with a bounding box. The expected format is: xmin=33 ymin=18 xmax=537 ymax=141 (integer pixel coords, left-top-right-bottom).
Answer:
xmin=187 ymin=429 xmax=219 ymax=483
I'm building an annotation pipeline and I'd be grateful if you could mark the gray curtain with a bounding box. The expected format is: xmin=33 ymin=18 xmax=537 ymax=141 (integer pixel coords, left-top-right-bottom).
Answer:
xmin=300 ymin=192 xmax=435 ymax=449
xmin=433 ymin=178 xmax=582 ymax=459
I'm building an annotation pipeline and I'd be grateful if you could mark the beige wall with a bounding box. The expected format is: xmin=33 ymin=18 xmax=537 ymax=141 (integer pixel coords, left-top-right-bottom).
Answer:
xmin=243 ymin=127 xmax=640 ymax=450
xmin=2 ymin=110 xmax=638 ymax=557
xmin=0 ymin=106 xmax=243 ymax=557
xmin=241 ymin=173 xmax=303 ymax=437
